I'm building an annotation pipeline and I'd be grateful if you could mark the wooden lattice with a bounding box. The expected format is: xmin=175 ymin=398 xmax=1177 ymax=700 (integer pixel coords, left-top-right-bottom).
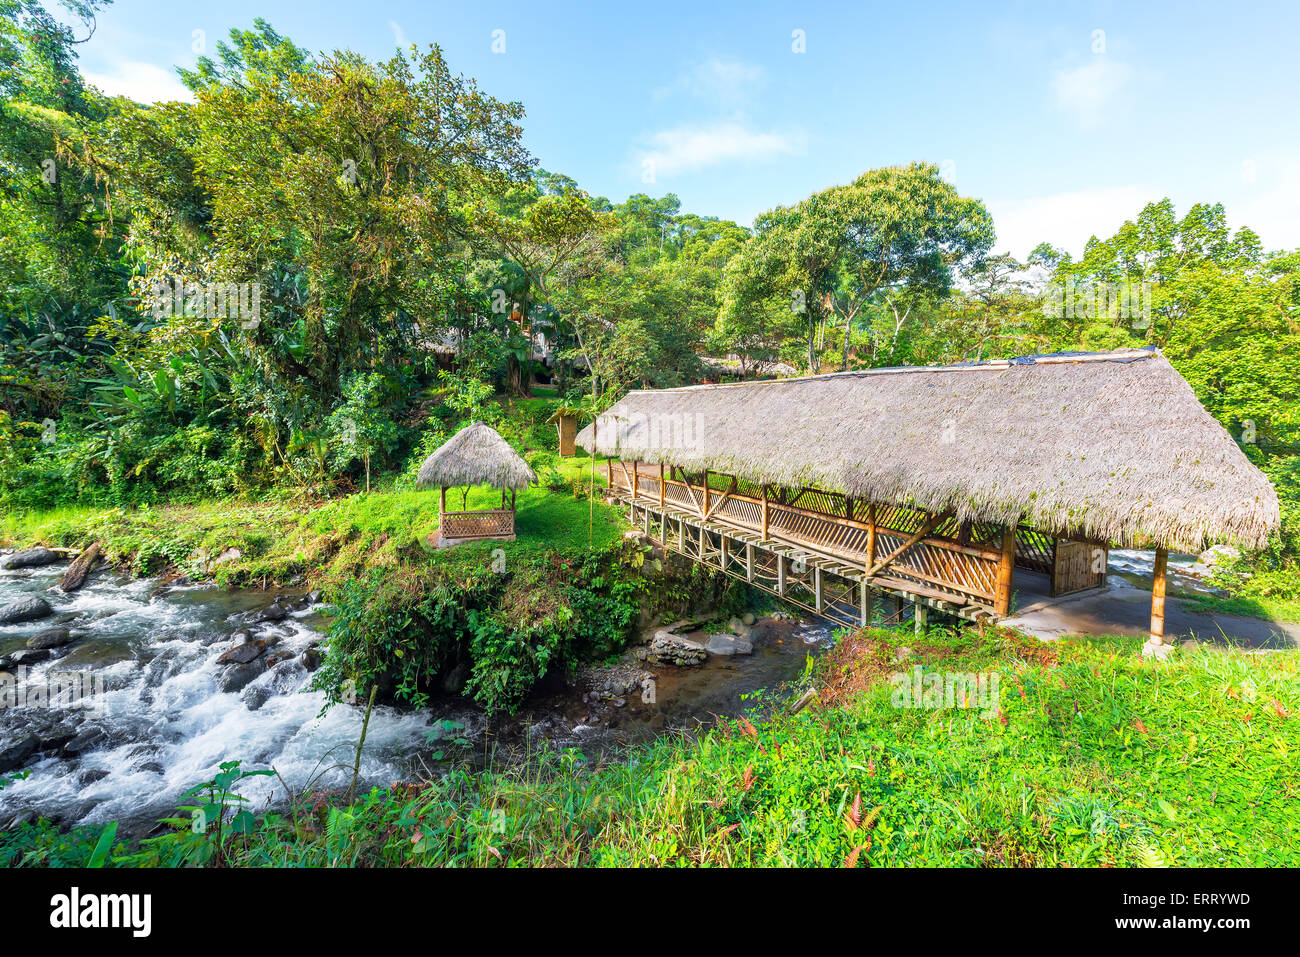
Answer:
xmin=440 ymin=509 xmax=515 ymax=541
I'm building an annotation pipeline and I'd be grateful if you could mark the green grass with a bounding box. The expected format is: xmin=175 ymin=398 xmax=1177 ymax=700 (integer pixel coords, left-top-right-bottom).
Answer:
xmin=9 ymin=626 xmax=1296 ymax=867
xmin=1184 ymin=592 xmax=1300 ymax=624
xmin=0 ymin=456 xmax=622 ymax=590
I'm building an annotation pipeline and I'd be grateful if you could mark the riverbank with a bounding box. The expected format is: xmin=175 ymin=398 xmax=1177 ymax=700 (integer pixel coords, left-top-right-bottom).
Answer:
xmin=6 ymin=624 xmax=1296 ymax=867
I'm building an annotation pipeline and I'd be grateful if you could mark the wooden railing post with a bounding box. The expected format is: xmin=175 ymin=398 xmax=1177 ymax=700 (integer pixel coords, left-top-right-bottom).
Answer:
xmin=1150 ymin=546 xmax=1168 ymax=643
xmin=703 ymin=469 xmax=710 ymax=517
xmin=631 ymin=460 xmax=638 ymax=502
xmin=659 ymin=466 xmax=665 ymax=508
xmin=606 ymin=458 xmax=612 ymax=488
xmin=994 ymin=524 xmax=1017 ymax=617
xmin=761 ymin=486 xmax=770 ymax=540
xmin=777 ymin=553 xmax=786 ymax=594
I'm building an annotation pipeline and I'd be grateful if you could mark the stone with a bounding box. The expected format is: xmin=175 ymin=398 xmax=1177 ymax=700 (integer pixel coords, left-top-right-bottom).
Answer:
xmin=741 ymin=612 xmax=755 ymax=626
xmin=61 ymin=727 xmax=106 ymax=758
xmin=59 ymin=543 xmax=102 ymax=592
xmin=0 ymin=547 xmax=61 ymax=570
xmin=1 ymin=648 xmax=52 ymax=668
xmin=441 ymin=659 xmax=470 ymax=695
xmin=646 ymin=630 xmax=706 ymax=666
xmin=0 ymin=734 xmax=40 ymax=773
xmin=78 ymin=768 xmax=110 ymax=787
xmin=0 ymin=596 xmax=54 ymax=625
xmin=704 ymin=633 xmax=754 ymax=656
xmin=217 ymin=661 xmax=264 ymax=694
xmin=728 ymin=617 xmax=752 ymax=638
xmin=257 ymin=602 xmax=289 ymax=623
xmin=26 ymin=627 xmax=74 ymax=650
xmin=242 ymin=684 xmax=272 ymax=711
xmin=300 ymin=646 xmax=324 ymax=672
xmin=306 ymin=590 xmax=323 ymax=604
xmin=217 ymin=639 xmax=266 ymax=665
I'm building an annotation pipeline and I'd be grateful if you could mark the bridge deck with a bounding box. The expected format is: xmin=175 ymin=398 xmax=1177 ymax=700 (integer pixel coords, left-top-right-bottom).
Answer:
xmin=607 ymin=461 xmax=1030 ymax=628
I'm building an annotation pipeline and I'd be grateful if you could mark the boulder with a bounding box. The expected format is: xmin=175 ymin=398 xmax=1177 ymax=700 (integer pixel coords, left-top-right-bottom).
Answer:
xmin=210 ymin=547 xmax=242 ymax=567
xmin=300 ymin=646 xmax=324 ymax=673
xmin=1 ymin=648 xmax=52 ymax=668
xmin=704 ymin=633 xmax=754 ymax=656
xmin=217 ymin=661 xmax=264 ymax=694
xmin=741 ymin=612 xmax=756 ymax=626
xmin=0 ymin=596 xmax=54 ymax=625
xmin=647 ymin=630 xmax=707 ymax=666
xmin=1 ymin=547 xmax=61 ymax=570
xmin=1199 ymin=544 xmax=1240 ymax=567
xmin=59 ymin=543 xmax=103 ymax=592
xmin=61 ymin=727 xmax=107 ymax=758
xmin=728 ymin=617 xmax=752 ymax=638
xmin=257 ymin=602 xmax=289 ymax=623
xmin=26 ymin=627 xmax=74 ymax=650
xmin=217 ymin=639 xmax=266 ymax=665
xmin=0 ymin=734 xmax=40 ymax=773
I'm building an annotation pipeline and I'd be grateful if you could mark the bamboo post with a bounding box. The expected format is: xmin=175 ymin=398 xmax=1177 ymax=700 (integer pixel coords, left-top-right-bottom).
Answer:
xmin=606 ymin=458 xmax=612 ymax=488
xmin=659 ymin=466 xmax=666 ymax=508
xmin=1150 ymin=546 xmax=1168 ymax=643
xmin=631 ymin=460 xmax=638 ymax=502
xmin=703 ymin=469 xmax=710 ymax=517
xmin=762 ymin=486 xmax=770 ymax=540
xmin=994 ymin=523 xmax=1017 ymax=617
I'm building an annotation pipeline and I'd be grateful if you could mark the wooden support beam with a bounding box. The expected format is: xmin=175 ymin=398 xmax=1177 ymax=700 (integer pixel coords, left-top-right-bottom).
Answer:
xmin=677 ymin=467 xmax=703 ymax=515
xmin=994 ymin=523 xmax=1017 ymax=617
xmin=864 ymin=512 xmax=950 ymax=579
xmin=1150 ymin=546 xmax=1168 ymax=643
xmin=703 ymin=476 xmax=737 ymax=520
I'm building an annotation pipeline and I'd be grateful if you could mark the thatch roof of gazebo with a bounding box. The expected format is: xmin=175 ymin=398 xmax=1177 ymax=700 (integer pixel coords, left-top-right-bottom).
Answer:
xmin=576 ymin=349 xmax=1280 ymax=552
xmin=417 ymin=422 xmax=537 ymax=491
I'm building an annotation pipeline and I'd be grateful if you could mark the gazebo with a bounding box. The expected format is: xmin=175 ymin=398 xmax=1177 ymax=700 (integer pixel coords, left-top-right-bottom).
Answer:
xmin=417 ymin=422 xmax=537 ymax=547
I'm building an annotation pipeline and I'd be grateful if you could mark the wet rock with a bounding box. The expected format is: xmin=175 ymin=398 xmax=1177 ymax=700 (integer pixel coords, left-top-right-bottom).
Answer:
xmin=138 ymin=761 xmax=165 ymax=775
xmin=61 ymin=727 xmax=107 ymax=758
xmin=306 ymin=590 xmax=323 ymax=604
xmin=0 ymin=733 xmax=40 ymax=772
xmin=300 ymin=645 xmax=324 ymax=672
xmin=264 ymin=651 xmax=294 ymax=669
xmin=78 ymin=768 xmax=110 ymax=787
xmin=704 ymin=633 xmax=753 ymax=656
xmin=26 ymin=627 xmax=74 ymax=650
xmin=1 ymin=648 xmax=52 ymax=668
xmin=59 ymin=543 xmax=102 ymax=592
xmin=217 ymin=639 xmax=266 ymax=665
xmin=242 ymin=683 xmax=272 ymax=712
xmin=38 ymin=725 xmax=77 ymax=753
xmin=257 ymin=602 xmax=289 ymax=623
xmin=0 ymin=596 xmax=54 ymax=625
xmin=741 ymin=612 xmax=756 ymax=626
xmin=217 ymin=661 xmax=264 ymax=694
xmin=1 ymin=547 xmax=61 ymax=570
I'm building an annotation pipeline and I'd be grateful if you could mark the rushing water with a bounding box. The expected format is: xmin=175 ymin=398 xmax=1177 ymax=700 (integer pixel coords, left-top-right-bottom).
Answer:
xmin=0 ymin=554 xmax=832 ymax=836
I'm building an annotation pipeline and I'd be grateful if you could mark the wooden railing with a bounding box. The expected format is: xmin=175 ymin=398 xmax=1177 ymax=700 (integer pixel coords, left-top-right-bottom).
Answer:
xmin=439 ymin=508 xmax=516 ymax=541
xmin=609 ymin=461 xmax=1007 ymax=610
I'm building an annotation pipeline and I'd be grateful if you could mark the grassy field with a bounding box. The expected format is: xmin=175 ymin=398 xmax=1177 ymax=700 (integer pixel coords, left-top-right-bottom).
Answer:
xmin=0 ymin=451 xmax=621 ymax=591
xmin=6 ymin=624 xmax=1295 ymax=867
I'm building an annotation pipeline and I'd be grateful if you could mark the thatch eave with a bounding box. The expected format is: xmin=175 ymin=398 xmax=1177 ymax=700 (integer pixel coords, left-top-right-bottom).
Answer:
xmin=417 ymin=421 xmax=537 ymax=492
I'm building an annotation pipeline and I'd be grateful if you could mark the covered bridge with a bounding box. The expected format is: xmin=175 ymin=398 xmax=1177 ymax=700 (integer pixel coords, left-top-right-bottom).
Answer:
xmin=577 ymin=348 xmax=1279 ymax=647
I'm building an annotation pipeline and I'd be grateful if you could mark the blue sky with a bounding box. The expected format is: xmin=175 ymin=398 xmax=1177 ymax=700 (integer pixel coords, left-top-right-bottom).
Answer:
xmin=66 ymin=0 xmax=1300 ymax=257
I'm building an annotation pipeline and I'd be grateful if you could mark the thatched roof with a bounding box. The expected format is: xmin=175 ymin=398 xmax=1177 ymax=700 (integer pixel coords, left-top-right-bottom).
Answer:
xmin=576 ymin=349 xmax=1280 ymax=552
xmin=417 ymin=422 xmax=537 ymax=491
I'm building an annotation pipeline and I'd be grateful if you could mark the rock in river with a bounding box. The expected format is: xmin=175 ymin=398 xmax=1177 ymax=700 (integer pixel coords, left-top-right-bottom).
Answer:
xmin=59 ymin=543 xmax=102 ymax=592
xmin=705 ymin=633 xmax=754 ymax=656
xmin=0 ymin=596 xmax=54 ymax=625
xmin=0 ymin=547 xmax=61 ymax=570
xmin=0 ymin=648 xmax=52 ymax=668
xmin=217 ymin=639 xmax=266 ymax=665
xmin=0 ymin=733 xmax=40 ymax=773
xmin=26 ymin=626 xmax=74 ymax=650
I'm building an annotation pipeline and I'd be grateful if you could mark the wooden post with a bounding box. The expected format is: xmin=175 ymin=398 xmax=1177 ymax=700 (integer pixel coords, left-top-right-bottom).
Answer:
xmin=814 ymin=566 xmax=823 ymax=612
xmin=994 ymin=523 xmax=1017 ymax=617
xmin=866 ymin=502 xmax=877 ymax=570
xmin=606 ymin=458 xmax=612 ymax=488
xmin=746 ymin=543 xmax=754 ymax=582
xmin=721 ymin=534 xmax=728 ymax=570
xmin=859 ymin=580 xmax=871 ymax=627
xmin=631 ymin=460 xmax=638 ymax=501
xmin=703 ymin=469 xmax=710 ymax=517
xmin=659 ymin=466 xmax=665 ymax=508
xmin=761 ymin=486 xmax=770 ymax=540
xmin=914 ymin=601 xmax=928 ymax=636
xmin=1150 ymin=546 xmax=1168 ymax=643
xmin=777 ymin=553 xmax=786 ymax=595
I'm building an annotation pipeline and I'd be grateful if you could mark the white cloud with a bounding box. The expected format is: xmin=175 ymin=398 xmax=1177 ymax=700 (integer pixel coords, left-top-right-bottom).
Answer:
xmin=987 ymin=185 xmax=1155 ymax=259
xmin=653 ymin=57 xmax=763 ymax=107
xmin=388 ymin=21 xmax=409 ymax=49
xmin=1051 ymin=58 xmax=1132 ymax=128
xmin=83 ymin=59 xmax=193 ymax=104
xmin=637 ymin=122 xmax=806 ymax=178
